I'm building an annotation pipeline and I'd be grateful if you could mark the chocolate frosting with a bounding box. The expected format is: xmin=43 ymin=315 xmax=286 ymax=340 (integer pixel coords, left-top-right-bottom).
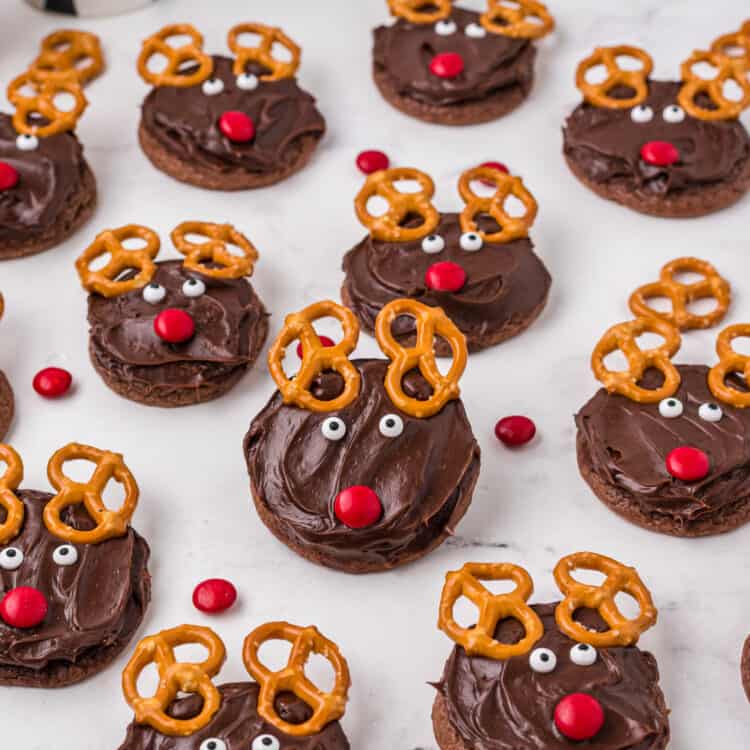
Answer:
xmin=141 ymin=56 xmax=325 ymax=176
xmin=0 ymin=490 xmax=149 ymax=671
xmin=437 ymin=603 xmax=670 ymax=749
xmin=576 ymin=365 xmax=750 ymax=526
xmin=244 ymin=358 xmax=480 ymax=569
xmin=343 ymin=212 xmax=550 ymax=346
xmin=117 ymin=682 xmax=349 ymax=750
xmin=373 ymin=7 xmax=534 ymax=106
xmin=563 ymin=81 xmax=750 ymax=196
xmin=0 ymin=112 xmax=89 ymax=243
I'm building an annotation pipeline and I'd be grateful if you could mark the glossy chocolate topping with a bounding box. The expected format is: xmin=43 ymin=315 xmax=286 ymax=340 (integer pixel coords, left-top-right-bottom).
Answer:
xmin=140 ymin=56 xmax=325 ymax=176
xmin=117 ymin=682 xmax=349 ymax=750
xmin=437 ymin=603 xmax=670 ymax=750
xmin=244 ymin=359 xmax=480 ymax=569
xmin=373 ymin=7 xmax=535 ymax=106
xmin=0 ymin=490 xmax=149 ymax=671
xmin=576 ymin=365 xmax=750 ymax=525
xmin=563 ymin=81 xmax=750 ymax=196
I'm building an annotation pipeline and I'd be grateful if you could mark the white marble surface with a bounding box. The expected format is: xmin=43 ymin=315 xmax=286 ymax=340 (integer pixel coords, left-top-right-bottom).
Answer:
xmin=1 ymin=0 xmax=749 ymax=747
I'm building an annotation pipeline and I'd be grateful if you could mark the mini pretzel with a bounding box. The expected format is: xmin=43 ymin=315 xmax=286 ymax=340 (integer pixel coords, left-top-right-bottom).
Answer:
xmin=76 ymin=225 xmax=160 ymax=297
xmin=458 ymin=167 xmax=538 ymax=243
xmin=138 ymin=24 xmax=213 ymax=88
xmin=243 ymin=621 xmax=350 ymax=737
xmin=708 ymin=324 xmax=750 ymax=408
xmin=0 ymin=445 xmax=24 ymax=546
xmin=44 ymin=443 xmax=138 ymax=545
xmin=480 ymin=0 xmax=555 ymax=40
xmin=29 ymin=30 xmax=104 ymax=85
xmin=268 ymin=301 xmax=361 ymax=413
xmin=679 ymin=50 xmax=750 ymax=121
xmin=228 ymin=23 xmax=301 ymax=81
xmin=576 ymin=46 xmax=654 ymax=109
xmin=171 ymin=221 xmax=258 ymax=280
xmin=438 ymin=563 xmax=543 ymax=660
xmin=375 ymin=299 xmax=466 ymax=419
xmin=629 ymin=257 xmax=731 ymax=331
xmin=711 ymin=25 xmax=750 ymax=63
xmin=355 ymin=167 xmax=440 ymax=243
xmin=122 ymin=625 xmax=226 ymax=736
xmin=7 ymin=71 xmax=87 ymax=137
xmin=387 ymin=0 xmax=452 ymax=23
xmin=554 ymin=552 xmax=657 ymax=648
xmin=591 ymin=317 xmax=681 ymax=403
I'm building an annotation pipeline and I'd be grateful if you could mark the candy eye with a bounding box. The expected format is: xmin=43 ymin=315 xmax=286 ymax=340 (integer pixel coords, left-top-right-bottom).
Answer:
xmin=142 ymin=283 xmax=166 ymax=305
xmin=529 ymin=647 xmax=557 ymax=673
xmin=434 ymin=19 xmax=457 ymax=35
xmin=52 ymin=544 xmax=78 ymax=566
xmin=464 ymin=22 xmax=487 ymax=38
xmin=379 ymin=414 xmax=404 ymax=438
xmin=236 ymin=72 xmax=259 ymax=91
xmin=201 ymin=78 xmax=225 ymax=96
xmin=421 ymin=234 xmax=445 ymax=254
xmin=0 ymin=547 xmax=23 ymax=571
xmin=569 ymin=643 xmax=597 ymax=666
xmin=658 ymin=397 xmax=683 ymax=418
xmin=663 ymin=105 xmax=686 ymax=123
xmin=321 ymin=417 xmax=347 ymax=441
xmin=252 ymin=736 xmax=280 ymax=750
xmin=200 ymin=740 xmax=227 ymax=750
xmin=16 ymin=134 xmax=39 ymax=151
xmin=699 ymin=402 xmax=723 ymax=422
xmin=459 ymin=232 xmax=483 ymax=252
xmin=182 ymin=278 xmax=206 ymax=298
xmin=630 ymin=104 xmax=654 ymax=123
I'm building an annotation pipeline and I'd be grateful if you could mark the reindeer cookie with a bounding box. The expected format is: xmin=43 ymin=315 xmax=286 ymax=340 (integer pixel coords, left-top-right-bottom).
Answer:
xmin=75 ymin=221 xmax=269 ymax=407
xmin=0 ymin=442 xmax=150 ymax=687
xmin=137 ymin=23 xmax=326 ymax=190
xmin=563 ymin=22 xmax=750 ymax=217
xmin=433 ymin=552 xmax=670 ymax=749
xmin=244 ymin=298 xmax=480 ymax=573
xmin=342 ymin=166 xmax=550 ymax=353
xmin=0 ymin=30 xmax=102 ymax=259
xmin=0 ymin=295 xmax=13 ymax=440
xmin=117 ymin=621 xmax=351 ymax=749
xmin=373 ymin=1 xmax=555 ymax=125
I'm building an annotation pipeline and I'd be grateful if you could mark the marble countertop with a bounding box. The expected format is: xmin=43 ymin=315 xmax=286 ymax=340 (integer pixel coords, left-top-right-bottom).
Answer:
xmin=1 ymin=0 xmax=749 ymax=747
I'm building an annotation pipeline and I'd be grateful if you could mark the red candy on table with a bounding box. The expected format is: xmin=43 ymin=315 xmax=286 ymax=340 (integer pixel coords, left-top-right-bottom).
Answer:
xmin=640 ymin=141 xmax=680 ymax=167
xmin=356 ymin=150 xmax=390 ymax=175
xmin=425 ymin=261 xmax=466 ymax=293
xmin=665 ymin=446 xmax=710 ymax=482
xmin=219 ymin=111 xmax=255 ymax=143
xmin=297 ymin=335 xmax=335 ymax=359
xmin=429 ymin=52 xmax=464 ymax=79
xmin=193 ymin=578 xmax=238 ymax=614
xmin=495 ymin=416 xmax=536 ymax=446
xmin=334 ymin=486 xmax=383 ymax=529
xmin=0 ymin=586 xmax=49 ymax=629
xmin=154 ymin=309 xmax=195 ymax=344
xmin=0 ymin=162 xmax=19 ymax=191
xmin=33 ymin=367 xmax=72 ymax=398
xmin=554 ymin=693 xmax=605 ymax=741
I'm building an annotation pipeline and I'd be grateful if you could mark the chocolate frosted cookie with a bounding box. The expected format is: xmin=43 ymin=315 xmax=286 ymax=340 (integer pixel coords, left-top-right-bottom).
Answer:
xmin=343 ymin=165 xmax=550 ymax=353
xmin=137 ymin=24 xmax=326 ymax=190
xmin=244 ymin=298 xmax=480 ymax=573
xmin=433 ymin=553 xmax=670 ymax=749
xmin=0 ymin=442 xmax=150 ymax=688
xmin=0 ymin=294 xmax=13 ymax=440
xmin=742 ymin=636 xmax=750 ymax=702
xmin=564 ymin=25 xmax=750 ymax=217
xmin=118 ymin=621 xmax=351 ymax=749
xmin=75 ymin=221 xmax=269 ymax=408
xmin=373 ymin=1 xmax=555 ymax=125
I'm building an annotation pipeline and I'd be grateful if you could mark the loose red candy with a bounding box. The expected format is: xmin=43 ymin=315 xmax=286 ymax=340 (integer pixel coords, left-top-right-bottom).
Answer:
xmin=219 ymin=111 xmax=255 ymax=143
xmin=297 ymin=335 xmax=335 ymax=359
xmin=356 ymin=150 xmax=389 ymax=175
xmin=334 ymin=486 xmax=382 ymax=529
xmin=640 ymin=140 xmax=679 ymax=167
xmin=425 ymin=261 xmax=466 ymax=293
xmin=495 ymin=416 xmax=536 ymax=446
xmin=154 ymin=308 xmax=195 ymax=344
xmin=666 ymin=446 xmax=710 ymax=482
xmin=193 ymin=578 xmax=238 ymax=614
xmin=429 ymin=52 xmax=464 ymax=79
xmin=0 ymin=162 xmax=19 ymax=191
xmin=554 ymin=693 xmax=605 ymax=741
xmin=33 ymin=367 xmax=72 ymax=398
xmin=479 ymin=161 xmax=510 ymax=187
xmin=0 ymin=587 xmax=48 ymax=629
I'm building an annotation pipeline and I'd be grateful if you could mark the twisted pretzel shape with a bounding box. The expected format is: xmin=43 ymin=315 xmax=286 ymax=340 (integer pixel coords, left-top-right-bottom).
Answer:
xmin=228 ymin=23 xmax=301 ymax=81
xmin=708 ymin=324 xmax=750 ymax=408
xmin=122 ymin=625 xmax=226 ymax=736
xmin=678 ymin=50 xmax=750 ymax=121
xmin=480 ymin=0 xmax=555 ymax=39
xmin=710 ymin=24 xmax=750 ymax=64
xmin=171 ymin=221 xmax=258 ymax=279
xmin=30 ymin=30 xmax=104 ymax=85
xmin=138 ymin=24 xmax=213 ymax=88
xmin=375 ymin=299 xmax=466 ymax=419
xmin=242 ymin=622 xmax=351 ymax=737
xmin=387 ymin=0 xmax=452 ymax=23
xmin=438 ymin=563 xmax=544 ymax=659
xmin=554 ymin=552 xmax=657 ymax=647
xmin=0 ymin=445 xmax=24 ymax=546
xmin=576 ymin=46 xmax=654 ymax=109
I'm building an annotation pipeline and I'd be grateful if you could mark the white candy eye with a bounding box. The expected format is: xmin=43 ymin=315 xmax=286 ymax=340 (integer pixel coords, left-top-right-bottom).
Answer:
xmin=630 ymin=105 xmax=654 ymax=123
xmin=201 ymin=78 xmax=224 ymax=96
xmin=699 ymin=402 xmax=723 ymax=422
xmin=434 ymin=19 xmax=457 ymax=35
xmin=252 ymin=736 xmax=280 ymax=750
xmin=16 ymin=134 xmax=39 ymax=151
xmin=529 ymin=647 xmax=557 ymax=673
xmin=0 ymin=547 xmax=23 ymax=571
xmin=464 ymin=22 xmax=487 ymax=38
xmin=200 ymin=740 xmax=227 ymax=750
xmin=658 ymin=397 xmax=683 ymax=418
xmin=142 ymin=283 xmax=166 ymax=305
xmin=570 ymin=643 xmax=597 ymax=666
xmin=52 ymin=544 xmax=78 ymax=566
xmin=663 ymin=105 xmax=686 ymax=123
xmin=182 ymin=278 xmax=206 ymax=298
xmin=236 ymin=73 xmax=259 ymax=91
xmin=379 ymin=414 xmax=404 ymax=438
xmin=321 ymin=417 xmax=347 ymax=441
xmin=459 ymin=232 xmax=483 ymax=252
xmin=421 ymin=234 xmax=445 ymax=254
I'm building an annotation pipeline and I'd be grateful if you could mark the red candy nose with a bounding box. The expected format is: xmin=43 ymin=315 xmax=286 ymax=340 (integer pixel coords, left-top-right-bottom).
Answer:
xmin=425 ymin=261 xmax=467 ymax=293
xmin=666 ymin=446 xmax=710 ymax=482
xmin=554 ymin=693 xmax=605 ymax=741
xmin=0 ymin=162 xmax=19 ymax=191
xmin=219 ymin=111 xmax=255 ymax=143
xmin=641 ymin=140 xmax=680 ymax=166
xmin=430 ymin=52 xmax=464 ymax=79
xmin=0 ymin=587 xmax=49 ymax=629
xmin=154 ymin=308 xmax=195 ymax=344
xmin=334 ymin=486 xmax=383 ymax=529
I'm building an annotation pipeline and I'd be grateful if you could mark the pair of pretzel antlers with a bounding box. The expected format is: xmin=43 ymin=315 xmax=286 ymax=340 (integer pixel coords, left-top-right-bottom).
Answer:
xmin=439 ymin=552 xmax=656 ymax=660
xmin=268 ymin=298 xmax=467 ymax=419
xmin=122 ymin=621 xmax=350 ymax=738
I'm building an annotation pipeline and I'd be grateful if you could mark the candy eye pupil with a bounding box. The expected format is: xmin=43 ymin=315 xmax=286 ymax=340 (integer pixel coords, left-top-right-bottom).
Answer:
xmin=6 ymin=549 xmax=15 ymax=558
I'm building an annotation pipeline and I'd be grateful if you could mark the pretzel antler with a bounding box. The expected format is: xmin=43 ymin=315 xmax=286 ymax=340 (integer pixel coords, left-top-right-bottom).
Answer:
xmin=710 ymin=22 xmax=750 ymax=66
xmin=678 ymin=50 xmax=750 ymax=121
xmin=227 ymin=23 xmax=301 ymax=81
xmin=576 ymin=46 xmax=654 ymax=109
xmin=480 ymin=0 xmax=555 ymax=39
xmin=171 ymin=221 xmax=258 ymax=279
xmin=0 ymin=444 xmax=24 ymax=546
xmin=137 ymin=24 xmax=213 ymax=88
xmin=708 ymin=324 xmax=750 ymax=408
xmin=243 ymin=621 xmax=351 ymax=737
xmin=29 ymin=30 xmax=104 ymax=85
xmin=387 ymin=0 xmax=452 ymax=23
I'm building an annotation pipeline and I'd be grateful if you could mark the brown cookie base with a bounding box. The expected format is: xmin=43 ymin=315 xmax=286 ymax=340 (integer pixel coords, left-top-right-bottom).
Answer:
xmin=138 ymin=122 xmax=321 ymax=191
xmin=432 ymin=693 xmax=471 ymax=750
xmin=0 ymin=162 xmax=96 ymax=261
xmin=742 ymin=636 xmax=750 ymax=702
xmin=0 ymin=532 xmax=150 ymax=688
xmin=0 ymin=370 xmax=13 ymax=441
